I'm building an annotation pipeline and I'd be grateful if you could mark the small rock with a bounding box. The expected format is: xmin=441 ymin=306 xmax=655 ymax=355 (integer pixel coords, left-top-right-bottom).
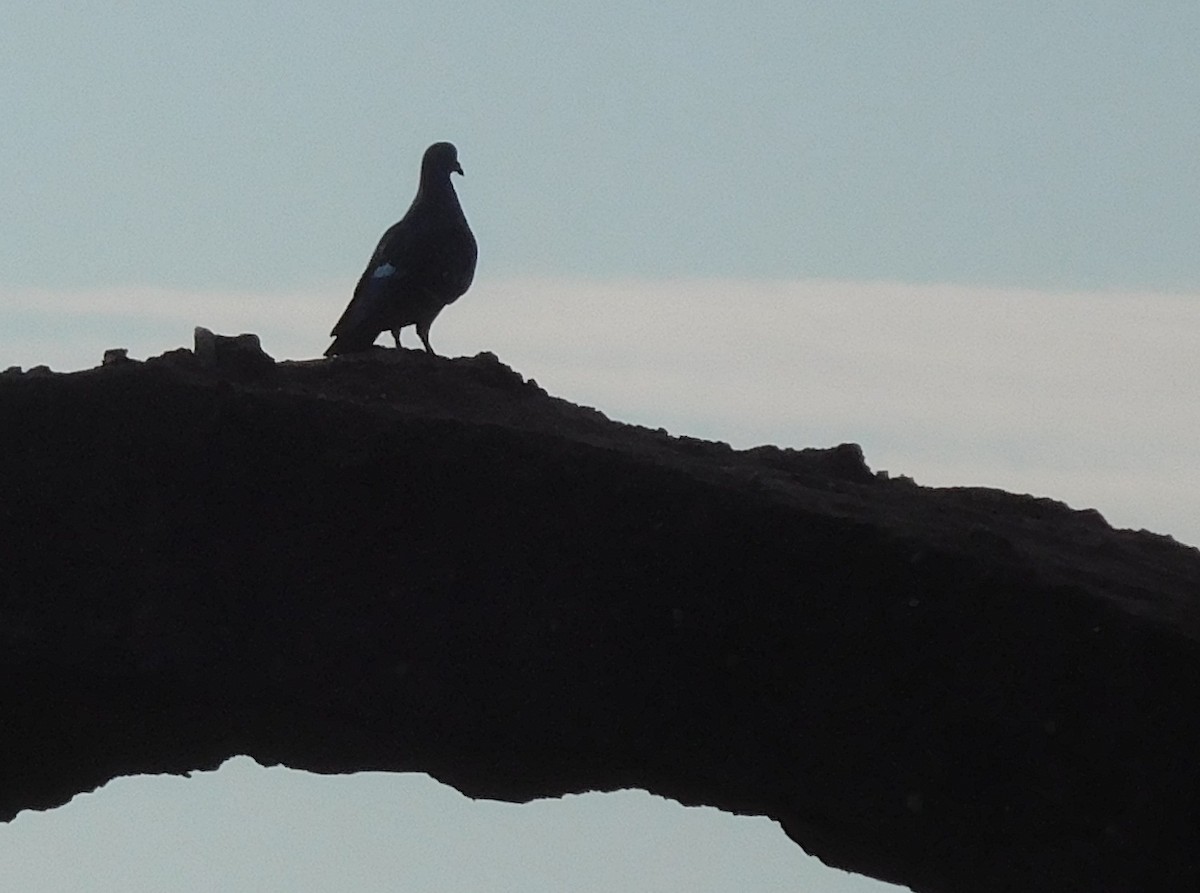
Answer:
xmin=194 ymin=327 xmax=218 ymax=364
xmin=151 ymin=348 xmax=197 ymax=367
xmin=830 ymin=442 xmax=872 ymax=483
xmin=194 ymin=327 xmax=275 ymax=377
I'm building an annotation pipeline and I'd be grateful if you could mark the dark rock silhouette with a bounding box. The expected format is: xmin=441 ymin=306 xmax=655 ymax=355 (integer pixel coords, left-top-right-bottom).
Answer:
xmin=325 ymin=141 xmax=477 ymax=356
xmin=1 ymin=338 xmax=1198 ymax=893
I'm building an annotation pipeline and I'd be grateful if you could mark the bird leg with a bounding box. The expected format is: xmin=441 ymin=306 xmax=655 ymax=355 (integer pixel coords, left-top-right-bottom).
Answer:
xmin=416 ymin=321 xmax=437 ymax=356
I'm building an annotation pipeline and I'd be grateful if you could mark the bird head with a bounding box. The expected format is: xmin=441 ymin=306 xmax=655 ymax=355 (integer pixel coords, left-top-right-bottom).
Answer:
xmin=423 ymin=141 xmax=464 ymax=178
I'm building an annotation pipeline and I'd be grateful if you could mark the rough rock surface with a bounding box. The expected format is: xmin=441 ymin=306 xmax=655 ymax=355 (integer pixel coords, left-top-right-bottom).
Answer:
xmin=1 ymin=339 xmax=1197 ymax=892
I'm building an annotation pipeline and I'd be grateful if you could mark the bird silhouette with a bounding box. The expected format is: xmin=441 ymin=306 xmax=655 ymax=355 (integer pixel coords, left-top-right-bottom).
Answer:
xmin=325 ymin=142 xmax=477 ymax=356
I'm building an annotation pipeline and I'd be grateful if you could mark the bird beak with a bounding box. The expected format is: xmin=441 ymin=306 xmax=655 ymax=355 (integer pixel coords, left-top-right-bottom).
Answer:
xmin=454 ymin=162 xmax=464 ymax=176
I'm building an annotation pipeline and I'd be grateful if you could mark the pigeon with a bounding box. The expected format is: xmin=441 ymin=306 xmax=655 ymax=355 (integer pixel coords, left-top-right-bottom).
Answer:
xmin=325 ymin=142 xmax=478 ymax=357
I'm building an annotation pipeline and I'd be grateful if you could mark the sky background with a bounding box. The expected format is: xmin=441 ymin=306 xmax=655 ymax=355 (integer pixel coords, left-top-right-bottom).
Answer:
xmin=3 ymin=3 xmax=1199 ymax=891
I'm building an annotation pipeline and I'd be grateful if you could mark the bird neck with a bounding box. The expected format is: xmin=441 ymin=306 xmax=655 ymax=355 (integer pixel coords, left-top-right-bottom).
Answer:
xmin=416 ymin=175 xmax=461 ymax=209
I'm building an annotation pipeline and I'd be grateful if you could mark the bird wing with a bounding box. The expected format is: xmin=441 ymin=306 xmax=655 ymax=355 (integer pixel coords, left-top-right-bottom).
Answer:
xmin=329 ymin=219 xmax=418 ymax=339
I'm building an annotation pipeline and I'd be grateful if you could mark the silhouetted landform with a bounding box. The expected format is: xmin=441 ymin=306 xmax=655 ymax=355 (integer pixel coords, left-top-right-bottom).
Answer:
xmin=2 ymin=331 xmax=1198 ymax=893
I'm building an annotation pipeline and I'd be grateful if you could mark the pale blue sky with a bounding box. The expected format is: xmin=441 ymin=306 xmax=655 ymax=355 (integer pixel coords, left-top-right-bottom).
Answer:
xmin=4 ymin=4 xmax=1199 ymax=891
xmin=0 ymin=759 xmax=900 ymax=893
xmin=3 ymin=2 xmax=1198 ymax=291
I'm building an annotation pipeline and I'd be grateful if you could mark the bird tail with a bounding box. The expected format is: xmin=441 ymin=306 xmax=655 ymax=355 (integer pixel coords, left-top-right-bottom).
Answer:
xmin=324 ymin=329 xmax=378 ymax=357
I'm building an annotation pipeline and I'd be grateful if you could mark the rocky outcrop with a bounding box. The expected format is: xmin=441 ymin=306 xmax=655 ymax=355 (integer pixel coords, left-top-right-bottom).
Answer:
xmin=1 ymin=334 xmax=1197 ymax=892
